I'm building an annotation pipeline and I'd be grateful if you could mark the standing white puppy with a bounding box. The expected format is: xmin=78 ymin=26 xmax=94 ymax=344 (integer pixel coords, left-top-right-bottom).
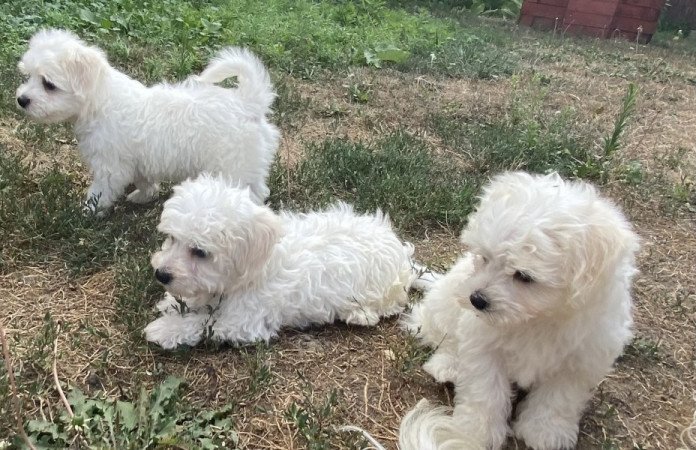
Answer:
xmin=16 ymin=29 xmax=279 ymax=210
xmin=400 ymin=172 xmax=640 ymax=450
xmin=145 ymin=174 xmax=417 ymax=350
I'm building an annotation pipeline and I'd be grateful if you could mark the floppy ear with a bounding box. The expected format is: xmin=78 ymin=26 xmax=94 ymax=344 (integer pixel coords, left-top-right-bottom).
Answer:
xmin=64 ymin=45 xmax=108 ymax=98
xmin=235 ymin=206 xmax=284 ymax=280
xmin=567 ymin=219 xmax=639 ymax=306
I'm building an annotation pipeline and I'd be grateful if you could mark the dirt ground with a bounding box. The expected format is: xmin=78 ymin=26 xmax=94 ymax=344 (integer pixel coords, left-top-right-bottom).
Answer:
xmin=2 ymin=33 xmax=696 ymax=449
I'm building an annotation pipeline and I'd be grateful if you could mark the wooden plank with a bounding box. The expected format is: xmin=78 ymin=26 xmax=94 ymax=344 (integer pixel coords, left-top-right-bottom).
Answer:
xmin=521 ymin=2 xmax=567 ymax=18
xmin=538 ymin=0 xmax=570 ymax=6
xmin=564 ymin=11 xmax=615 ymax=28
xmin=621 ymin=0 xmax=665 ymax=9
xmin=532 ymin=16 xmax=559 ymax=30
xmin=616 ymin=4 xmax=661 ymax=21
xmin=567 ymin=0 xmax=619 ymax=16
xmin=519 ymin=14 xmax=536 ymax=26
xmin=564 ymin=24 xmax=608 ymax=37
xmin=611 ymin=16 xmax=658 ymax=33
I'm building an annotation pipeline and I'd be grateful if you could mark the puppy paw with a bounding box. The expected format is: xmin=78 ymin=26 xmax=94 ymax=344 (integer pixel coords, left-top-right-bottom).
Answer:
xmin=343 ymin=308 xmax=380 ymax=326
xmin=422 ymin=352 xmax=459 ymax=383
xmin=155 ymin=293 xmax=183 ymax=314
xmin=82 ymin=202 xmax=107 ymax=218
xmin=144 ymin=316 xmax=204 ymax=350
xmin=126 ymin=185 xmax=159 ymax=204
xmin=513 ymin=415 xmax=578 ymax=450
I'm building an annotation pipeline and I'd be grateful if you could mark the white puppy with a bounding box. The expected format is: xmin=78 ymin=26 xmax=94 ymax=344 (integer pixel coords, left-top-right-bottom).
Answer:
xmin=16 ymin=29 xmax=279 ymax=210
xmin=144 ymin=174 xmax=417 ymax=350
xmin=399 ymin=172 xmax=640 ymax=450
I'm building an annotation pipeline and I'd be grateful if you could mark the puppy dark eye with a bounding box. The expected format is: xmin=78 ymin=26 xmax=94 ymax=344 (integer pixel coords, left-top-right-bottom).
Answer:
xmin=190 ymin=247 xmax=207 ymax=258
xmin=42 ymin=77 xmax=57 ymax=91
xmin=514 ymin=271 xmax=534 ymax=283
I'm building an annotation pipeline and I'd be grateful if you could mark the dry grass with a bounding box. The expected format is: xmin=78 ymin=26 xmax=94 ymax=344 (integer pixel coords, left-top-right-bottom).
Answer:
xmin=2 ymin=30 xmax=696 ymax=450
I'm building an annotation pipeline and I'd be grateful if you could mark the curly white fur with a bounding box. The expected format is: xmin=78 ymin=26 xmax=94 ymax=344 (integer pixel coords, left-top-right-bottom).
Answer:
xmin=400 ymin=171 xmax=640 ymax=450
xmin=16 ymin=29 xmax=279 ymax=210
xmin=144 ymin=174 xmax=418 ymax=349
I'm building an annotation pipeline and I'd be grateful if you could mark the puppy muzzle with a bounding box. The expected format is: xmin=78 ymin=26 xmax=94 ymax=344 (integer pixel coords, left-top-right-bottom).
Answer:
xmin=155 ymin=268 xmax=173 ymax=285
xmin=17 ymin=95 xmax=30 ymax=108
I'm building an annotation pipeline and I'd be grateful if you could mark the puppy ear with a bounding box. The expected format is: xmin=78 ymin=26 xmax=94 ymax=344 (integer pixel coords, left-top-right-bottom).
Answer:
xmin=568 ymin=218 xmax=639 ymax=306
xmin=64 ymin=45 xmax=108 ymax=98
xmin=237 ymin=207 xmax=283 ymax=279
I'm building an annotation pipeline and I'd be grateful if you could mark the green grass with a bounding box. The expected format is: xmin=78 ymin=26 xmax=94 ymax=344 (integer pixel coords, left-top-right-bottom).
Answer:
xmin=0 ymin=146 xmax=162 ymax=276
xmin=269 ymin=132 xmax=479 ymax=235
xmin=268 ymin=77 xmax=636 ymax=237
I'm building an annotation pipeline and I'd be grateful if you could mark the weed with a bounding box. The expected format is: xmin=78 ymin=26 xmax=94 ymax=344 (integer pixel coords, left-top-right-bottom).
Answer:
xmin=17 ymin=376 xmax=238 ymax=449
xmin=625 ymin=337 xmax=661 ymax=362
xmin=600 ymin=83 xmax=638 ymax=182
xmin=347 ymin=82 xmax=372 ymax=103
xmin=114 ymin=253 xmax=162 ymax=339
xmin=387 ymin=329 xmax=434 ymax=376
xmin=285 ymin=378 xmax=366 ymax=450
xmin=239 ymin=343 xmax=274 ymax=398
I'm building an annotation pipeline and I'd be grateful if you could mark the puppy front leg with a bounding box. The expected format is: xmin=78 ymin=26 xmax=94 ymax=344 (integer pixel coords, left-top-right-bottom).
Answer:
xmin=451 ymin=355 xmax=511 ymax=449
xmin=144 ymin=313 xmax=208 ymax=350
xmin=85 ymin=169 xmax=130 ymax=212
xmin=513 ymin=373 xmax=595 ymax=450
xmin=403 ymin=253 xmax=475 ymax=347
xmin=209 ymin=309 xmax=279 ymax=345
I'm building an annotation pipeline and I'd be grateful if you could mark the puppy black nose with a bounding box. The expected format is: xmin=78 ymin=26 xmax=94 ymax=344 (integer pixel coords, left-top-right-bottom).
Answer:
xmin=470 ymin=290 xmax=489 ymax=311
xmin=155 ymin=269 xmax=172 ymax=285
xmin=17 ymin=95 xmax=30 ymax=108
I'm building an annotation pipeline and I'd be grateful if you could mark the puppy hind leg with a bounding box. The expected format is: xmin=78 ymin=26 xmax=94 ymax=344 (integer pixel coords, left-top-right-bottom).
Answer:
xmin=127 ymin=179 xmax=160 ymax=204
xmin=246 ymin=180 xmax=270 ymax=205
xmin=342 ymin=302 xmax=381 ymax=327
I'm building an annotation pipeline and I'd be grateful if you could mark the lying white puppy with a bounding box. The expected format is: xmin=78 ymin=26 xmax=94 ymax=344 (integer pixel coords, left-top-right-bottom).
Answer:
xmin=145 ymin=174 xmax=418 ymax=349
xmin=16 ymin=29 xmax=279 ymax=210
xmin=400 ymin=171 xmax=640 ymax=450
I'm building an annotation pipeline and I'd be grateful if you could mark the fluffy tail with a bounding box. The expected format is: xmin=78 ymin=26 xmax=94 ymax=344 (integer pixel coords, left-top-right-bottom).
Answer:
xmin=399 ymin=400 xmax=482 ymax=450
xmin=196 ymin=47 xmax=275 ymax=115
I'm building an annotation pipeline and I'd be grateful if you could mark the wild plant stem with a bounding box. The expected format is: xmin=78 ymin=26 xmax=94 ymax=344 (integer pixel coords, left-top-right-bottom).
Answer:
xmin=0 ymin=322 xmax=38 ymax=450
xmin=52 ymin=324 xmax=74 ymax=417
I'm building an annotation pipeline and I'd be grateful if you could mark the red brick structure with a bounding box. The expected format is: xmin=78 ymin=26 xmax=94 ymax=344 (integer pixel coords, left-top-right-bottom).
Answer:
xmin=519 ymin=0 xmax=666 ymax=43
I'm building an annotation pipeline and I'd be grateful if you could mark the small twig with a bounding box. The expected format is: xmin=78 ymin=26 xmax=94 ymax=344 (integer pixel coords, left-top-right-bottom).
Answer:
xmin=0 ymin=322 xmax=37 ymax=450
xmin=52 ymin=324 xmax=73 ymax=417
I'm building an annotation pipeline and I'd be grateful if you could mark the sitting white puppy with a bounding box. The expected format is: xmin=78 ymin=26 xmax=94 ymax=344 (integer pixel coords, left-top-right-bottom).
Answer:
xmin=144 ymin=174 xmax=417 ymax=349
xmin=16 ymin=29 xmax=279 ymax=210
xmin=399 ymin=172 xmax=640 ymax=450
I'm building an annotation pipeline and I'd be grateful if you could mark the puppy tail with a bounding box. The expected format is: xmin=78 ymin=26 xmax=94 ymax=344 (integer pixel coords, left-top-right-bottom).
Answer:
xmin=399 ymin=400 xmax=481 ymax=450
xmin=196 ymin=47 xmax=276 ymax=115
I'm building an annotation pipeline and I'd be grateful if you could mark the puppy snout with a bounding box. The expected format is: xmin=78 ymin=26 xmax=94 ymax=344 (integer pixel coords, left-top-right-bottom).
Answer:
xmin=155 ymin=269 xmax=173 ymax=285
xmin=469 ymin=290 xmax=489 ymax=311
xmin=17 ymin=95 xmax=30 ymax=108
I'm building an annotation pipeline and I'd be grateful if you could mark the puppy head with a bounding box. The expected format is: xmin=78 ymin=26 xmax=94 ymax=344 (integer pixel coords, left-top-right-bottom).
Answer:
xmin=151 ymin=174 xmax=283 ymax=298
xmin=16 ymin=29 xmax=109 ymax=123
xmin=457 ymin=171 xmax=639 ymax=326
